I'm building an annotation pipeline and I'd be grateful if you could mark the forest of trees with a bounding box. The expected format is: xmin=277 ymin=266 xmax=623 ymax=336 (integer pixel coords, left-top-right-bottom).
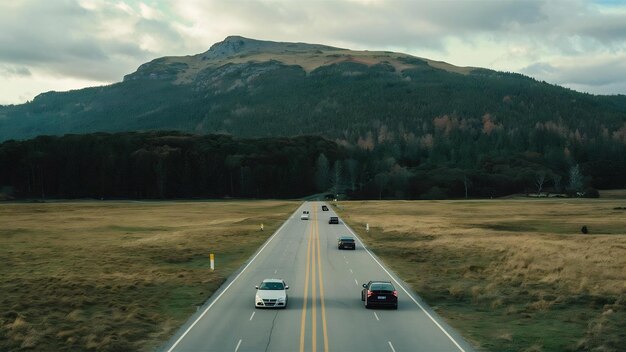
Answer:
xmin=1 ymin=130 xmax=623 ymax=200
xmin=2 ymin=52 xmax=625 ymax=199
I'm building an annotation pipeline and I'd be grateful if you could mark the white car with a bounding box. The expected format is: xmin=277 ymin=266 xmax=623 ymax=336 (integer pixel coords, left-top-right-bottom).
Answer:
xmin=255 ymin=279 xmax=289 ymax=308
xmin=300 ymin=211 xmax=310 ymax=220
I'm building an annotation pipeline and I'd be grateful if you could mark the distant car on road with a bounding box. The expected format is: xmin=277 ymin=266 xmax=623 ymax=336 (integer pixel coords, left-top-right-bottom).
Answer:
xmin=361 ymin=281 xmax=398 ymax=309
xmin=255 ymin=279 xmax=289 ymax=308
xmin=300 ymin=211 xmax=310 ymax=220
xmin=338 ymin=236 xmax=355 ymax=250
xmin=321 ymin=205 xmax=329 ymax=211
xmin=328 ymin=216 xmax=339 ymax=224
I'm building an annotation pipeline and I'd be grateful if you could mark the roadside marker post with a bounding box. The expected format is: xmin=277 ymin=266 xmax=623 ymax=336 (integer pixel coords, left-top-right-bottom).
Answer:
xmin=210 ymin=253 xmax=214 ymax=271
xmin=366 ymin=223 xmax=369 ymax=232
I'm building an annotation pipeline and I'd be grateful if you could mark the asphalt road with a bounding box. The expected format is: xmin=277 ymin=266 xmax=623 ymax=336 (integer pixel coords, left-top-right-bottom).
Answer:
xmin=162 ymin=202 xmax=475 ymax=352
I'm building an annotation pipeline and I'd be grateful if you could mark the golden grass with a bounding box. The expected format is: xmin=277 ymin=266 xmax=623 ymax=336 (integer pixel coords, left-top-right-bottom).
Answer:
xmin=0 ymin=200 xmax=297 ymax=351
xmin=337 ymin=198 xmax=626 ymax=352
xmin=169 ymin=48 xmax=474 ymax=85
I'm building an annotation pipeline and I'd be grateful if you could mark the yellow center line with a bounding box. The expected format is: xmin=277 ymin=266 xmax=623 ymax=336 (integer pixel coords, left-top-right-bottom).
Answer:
xmin=316 ymin=206 xmax=329 ymax=352
xmin=312 ymin=209 xmax=317 ymax=352
xmin=300 ymin=202 xmax=330 ymax=352
xmin=299 ymin=212 xmax=314 ymax=352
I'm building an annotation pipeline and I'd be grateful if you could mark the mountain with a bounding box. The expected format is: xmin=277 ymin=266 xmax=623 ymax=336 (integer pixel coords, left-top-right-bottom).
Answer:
xmin=1 ymin=36 xmax=625 ymax=195
xmin=2 ymin=35 xmax=623 ymax=143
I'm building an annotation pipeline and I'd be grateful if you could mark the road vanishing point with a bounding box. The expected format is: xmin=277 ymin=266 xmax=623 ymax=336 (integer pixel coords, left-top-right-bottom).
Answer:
xmin=162 ymin=202 xmax=475 ymax=352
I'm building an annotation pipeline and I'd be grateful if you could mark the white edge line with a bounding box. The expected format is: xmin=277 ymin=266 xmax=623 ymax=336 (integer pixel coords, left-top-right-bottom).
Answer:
xmin=388 ymin=341 xmax=396 ymax=352
xmin=345 ymin=222 xmax=467 ymax=352
xmin=235 ymin=339 xmax=242 ymax=352
xmin=249 ymin=311 xmax=255 ymax=321
xmin=166 ymin=207 xmax=300 ymax=352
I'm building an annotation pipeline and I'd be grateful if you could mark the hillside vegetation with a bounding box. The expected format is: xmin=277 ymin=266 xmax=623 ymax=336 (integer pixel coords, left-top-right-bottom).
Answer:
xmin=0 ymin=36 xmax=625 ymax=198
xmin=0 ymin=131 xmax=623 ymax=200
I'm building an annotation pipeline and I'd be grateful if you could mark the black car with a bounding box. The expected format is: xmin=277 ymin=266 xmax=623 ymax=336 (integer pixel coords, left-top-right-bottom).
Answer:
xmin=328 ymin=216 xmax=339 ymax=224
xmin=361 ymin=281 xmax=398 ymax=309
xmin=321 ymin=205 xmax=329 ymax=211
xmin=338 ymin=236 xmax=355 ymax=250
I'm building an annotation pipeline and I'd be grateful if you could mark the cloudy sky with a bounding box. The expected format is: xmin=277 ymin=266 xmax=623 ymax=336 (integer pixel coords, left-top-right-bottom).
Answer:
xmin=1 ymin=0 xmax=625 ymax=105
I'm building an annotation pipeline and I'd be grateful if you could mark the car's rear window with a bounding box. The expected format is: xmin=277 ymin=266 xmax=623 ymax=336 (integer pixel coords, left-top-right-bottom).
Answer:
xmin=370 ymin=283 xmax=394 ymax=291
xmin=340 ymin=238 xmax=354 ymax=242
xmin=259 ymin=282 xmax=284 ymax=290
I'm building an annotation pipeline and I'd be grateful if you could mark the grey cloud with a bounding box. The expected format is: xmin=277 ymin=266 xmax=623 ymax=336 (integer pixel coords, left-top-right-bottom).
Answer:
xmin=561 ymin=59 xmax=626 ymax=87
xmin=412 ymin=1 xmax=547 ymax=32
xmin=194 ymin=1 xmax=451 ymax=51
xmin=0 ymin=65 xmax=32 ymax=77
xmin=135 ymin=18 xmax=185 ymax=47
xmin=522 ymin=56 xmax=626 ymax=95
xmin=0 ymin=1 xmax=185 ymax=82
xmin=576 ymin=16 xmax=626 ymax=46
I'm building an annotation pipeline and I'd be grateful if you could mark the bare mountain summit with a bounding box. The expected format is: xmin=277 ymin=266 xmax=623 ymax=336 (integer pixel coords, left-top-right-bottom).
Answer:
xmin=124 ymin=35 xmax=473 ymax=84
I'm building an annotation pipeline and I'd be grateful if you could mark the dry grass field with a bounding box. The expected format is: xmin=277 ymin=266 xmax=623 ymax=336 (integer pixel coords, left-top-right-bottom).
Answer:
xmin=336 ymin=197 xmax=626 ymax=352
xmin=0 ymin=200 xmax=297 ymax=351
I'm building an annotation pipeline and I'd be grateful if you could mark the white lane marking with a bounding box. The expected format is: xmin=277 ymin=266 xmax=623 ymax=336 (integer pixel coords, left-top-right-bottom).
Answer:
xmin=249 ymin=312 xmax=255 ymax=321
xmin=345 ymin=223 xmax=467 ymax=352
xmin=354 ymin=279 xmax=359 ymax=285
xmin=166 ymin=207 xmax=301 ymax=352
xmin=374 ymin=312 xmax=380 ymax=321
xmin=274 ymin=269 xmax=277 ymax=274
xmin=388 ymin=341 xmax=396 ymax=352
xmin=349 ymin=268 xmax=353 ymax=274
xmin=235 ymin=339 xmax=242 ymax=352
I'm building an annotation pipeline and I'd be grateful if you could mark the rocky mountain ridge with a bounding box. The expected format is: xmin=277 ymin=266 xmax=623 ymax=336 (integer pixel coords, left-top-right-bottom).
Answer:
xmin=123 ymin=36 xmax=474 ymax=84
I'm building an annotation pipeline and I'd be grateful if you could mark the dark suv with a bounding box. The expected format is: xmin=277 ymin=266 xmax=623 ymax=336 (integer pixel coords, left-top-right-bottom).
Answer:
xmin=361 ymin=281 xmax=398 ymax=309
xmin=338 ymin=236 xmax=355 ymax=250
xmin=321 ymin=205 xmax=329 ymax=211
xmin=328 ymin=216 xmax=339 ymax=224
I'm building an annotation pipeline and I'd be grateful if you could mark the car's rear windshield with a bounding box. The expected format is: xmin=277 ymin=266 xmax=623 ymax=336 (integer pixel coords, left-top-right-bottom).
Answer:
xmin=259 ymin=282 xmax=284 ymax=290
xmin=370 ymin=283 xmax=394 ymax=291
xmin=340 ymin=238 xmax=354 ymax=242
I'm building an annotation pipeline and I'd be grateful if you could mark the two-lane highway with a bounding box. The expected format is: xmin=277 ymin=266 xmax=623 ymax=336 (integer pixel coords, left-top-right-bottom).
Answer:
xmin=162 ymin=202 xmax=474 ymax=352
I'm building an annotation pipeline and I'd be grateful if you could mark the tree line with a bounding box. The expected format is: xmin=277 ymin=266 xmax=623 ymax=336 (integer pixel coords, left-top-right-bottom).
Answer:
xmin=1 ymin=130 xmax=623 ymax=200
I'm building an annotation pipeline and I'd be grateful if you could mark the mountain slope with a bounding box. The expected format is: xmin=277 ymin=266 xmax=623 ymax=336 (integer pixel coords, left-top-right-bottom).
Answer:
xmin=0 ymin=36 xmax=625 ymax=156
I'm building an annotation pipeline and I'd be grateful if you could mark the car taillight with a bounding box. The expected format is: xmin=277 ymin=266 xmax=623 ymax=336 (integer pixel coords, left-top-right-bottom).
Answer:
xmin=393 ymin=290 xmax=398 ymax=297
xmin=367 ymin=290 xmax=374 ymax=297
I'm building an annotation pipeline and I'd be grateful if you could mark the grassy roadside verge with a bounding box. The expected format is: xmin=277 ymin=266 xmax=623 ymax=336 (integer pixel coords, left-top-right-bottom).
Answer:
xmin=336 ymin=198 xmax=625 ymax=352
xmin=0 ymin=200 xmax=298 ymax=351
